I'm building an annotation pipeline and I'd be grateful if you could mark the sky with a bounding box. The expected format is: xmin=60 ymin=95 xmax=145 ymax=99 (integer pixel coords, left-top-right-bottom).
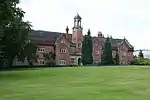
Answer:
xmin=19 ymin=0 xmax=150 ymax=50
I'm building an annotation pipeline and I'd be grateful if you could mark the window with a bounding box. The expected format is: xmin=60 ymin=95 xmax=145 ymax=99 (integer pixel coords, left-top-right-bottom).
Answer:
xmin=95 ymin=44 xmax=98 ymax=47
xmin=71 ymin=58 xmax=75 ymax=65
xmin=60 ymin=48 xmax=66 ymax=53
xmin=128 ymin=53 xmax=130 ymax=56
xmin=60 ymin=60 xmax=66 ymax=65
xmin=94 ymin=51 xmax=99 ymax=54
xmin=94 ymin=61 xmax=99 ymax=64
xmin=38 ymin=60 xmax=45 ymax=65
xmin=78 ymin=43 xmax=81 ymax=47
xmin=97 ymin=51 xmax=100 ymax=54
xmin=38 ymin=48 xmax=45 ymax=52
xmin=61 ymin=40 xmax=65 ymax=44
xmin=17 ymin=61 xmax=28 ymax=65
xmin=123 ymin=52 xmax=126 ymax=56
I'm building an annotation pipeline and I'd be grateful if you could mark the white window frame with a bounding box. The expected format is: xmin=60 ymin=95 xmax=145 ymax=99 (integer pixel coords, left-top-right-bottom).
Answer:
xmin=38 ymin=48 xmax=45 ymax=52
xmin=60 ymin=48 xmax=66 ymax=53
xmin=97 ymin=51 xmax=100 ymax=54
xmin=60 ymin=60 xmax=66 ymax=65
xmin=71 ymin=58 xmax=75 ymax=65
xmin=38 ymin=60 xmax=45 ymax=65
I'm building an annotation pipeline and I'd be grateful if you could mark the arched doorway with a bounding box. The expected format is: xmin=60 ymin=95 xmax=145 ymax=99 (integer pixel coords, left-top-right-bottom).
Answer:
xmin=78 ymin=58 xmax=81 ymax=65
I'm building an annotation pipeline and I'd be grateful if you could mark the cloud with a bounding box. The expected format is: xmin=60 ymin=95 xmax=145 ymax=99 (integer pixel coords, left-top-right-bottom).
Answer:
xmin=19 ymin=0 xmax=150 ymax=50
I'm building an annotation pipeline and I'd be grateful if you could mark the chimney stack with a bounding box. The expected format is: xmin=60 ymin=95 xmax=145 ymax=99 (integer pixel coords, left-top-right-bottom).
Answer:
xmin=66 ymin=26 xmax=69 ymax=41
xmin=98 ymin=31 xmax=103 ymax=38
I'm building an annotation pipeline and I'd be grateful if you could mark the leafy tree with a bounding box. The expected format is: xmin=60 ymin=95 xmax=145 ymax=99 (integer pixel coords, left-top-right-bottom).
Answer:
xmin=0 ymin=0 xmax=23 ymax=45
xmin=132 ymin=57 xmax=150 ymax=65
xmin=18 ymin=41 xmax=37 ymax=66
xmin=25 ymin=42 xmax=37 ymax=65
xmin=43 ymin=52 xmax=56 ymax=66
xmin=101 ymin=37 xmax=114 ymax=65
xmin=2 ymin=20 xmax=32 ymax=67
xmin=138 ymin=50 xmax=144 ymax=58
xmin=114 ymin=52 xmax=119 ymax=65
xmin=0 ymin=0 xmax=21 ymax=65
xmin=0 ymin=0 xmax=33 ymax=67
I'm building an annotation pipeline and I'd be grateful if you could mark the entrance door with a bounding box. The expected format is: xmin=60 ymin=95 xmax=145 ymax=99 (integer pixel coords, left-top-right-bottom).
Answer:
xmin=78 ymin=58 xmax=81 ymax=65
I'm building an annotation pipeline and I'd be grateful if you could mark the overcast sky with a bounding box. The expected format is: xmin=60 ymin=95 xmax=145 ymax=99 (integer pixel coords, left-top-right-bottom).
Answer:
xmin=19 ymin=0 xmax=150 ymax=50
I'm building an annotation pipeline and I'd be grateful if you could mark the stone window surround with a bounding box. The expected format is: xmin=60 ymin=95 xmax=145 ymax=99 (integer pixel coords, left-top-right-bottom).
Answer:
xmin=38 ymin=48 xmax=45 ymax=52
xmin=71 ymin=58 xmax=75 ymax=65
xmin=60 ymin=48 xmax=67 ymax=53
xmin=60 ymin=60 xmax=66 ymax=65
xmin=38 ymin=59 xmax=45 ymax=65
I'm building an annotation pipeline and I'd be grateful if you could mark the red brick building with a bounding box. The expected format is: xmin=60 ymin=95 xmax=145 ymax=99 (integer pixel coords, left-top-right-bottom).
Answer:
xmin=13 ymin=13 xmax=134 ymax=66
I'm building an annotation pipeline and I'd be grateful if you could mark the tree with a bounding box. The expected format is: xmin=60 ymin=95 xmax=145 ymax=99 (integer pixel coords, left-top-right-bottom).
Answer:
xmin=101 ymin=37 xmax=114 ymax=65
xmin=25 ymin=42 xmax=37 ymax=65
xmin=81 ymin=35 xmax=88 ymax=65
xmin=138 ymin=50 xmax=144 ymax=58
xmin=17 ymin=41 xmax=37 ymax=66
xmin=0 ymin=0 xmax=23 ymax=46
xmin=43 ymin=52 xmax=56 ymax=66
xmin=0 ymin=0 xmax=21 ymax=65
xmin=2 ymin=20 xmax=32 ymax=67
xmin=132 ymin=57 xmax=150 ymax=65
xmin=0 ymin=0 xmax=33 ymax=67
xmin=114 ymin=52 xmax=119 ymax=65
xmin=86 ymin=29 xmax=93 ymax=64
xmin=81 ymin=29 xmax=93 ymax=65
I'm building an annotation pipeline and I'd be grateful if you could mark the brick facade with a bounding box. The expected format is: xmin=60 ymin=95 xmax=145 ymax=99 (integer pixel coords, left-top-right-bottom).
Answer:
xmin=13 ymin=13 xmax=134 ymax=66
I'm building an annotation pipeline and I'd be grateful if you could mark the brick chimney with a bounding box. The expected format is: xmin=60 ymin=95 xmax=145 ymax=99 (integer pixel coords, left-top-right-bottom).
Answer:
xmin=66 ymin=26 xmax=69 ymax=41
xmin=98 ymin=31 xmax=103 ymax=38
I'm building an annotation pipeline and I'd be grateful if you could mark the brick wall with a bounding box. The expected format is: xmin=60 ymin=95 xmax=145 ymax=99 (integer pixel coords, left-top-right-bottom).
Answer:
xmin=55 ymin=35 xmax=70 ymax=65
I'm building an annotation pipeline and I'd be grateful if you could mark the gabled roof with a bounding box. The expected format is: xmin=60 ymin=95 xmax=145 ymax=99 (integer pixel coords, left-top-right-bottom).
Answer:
xmin=28 ymin=30 xmax=133 ymax=49
xmin=123 ymin=39 xmax=134 ymax=49
xmin=28 ymin=30 xmax=63 ymax=44
xmin=110 ymin=38 xmax=123 ymax=47
xmin=92 ymin=37 xmax=133 ymax=49
xmin=92 ymin=37 xmax=122 ymax=47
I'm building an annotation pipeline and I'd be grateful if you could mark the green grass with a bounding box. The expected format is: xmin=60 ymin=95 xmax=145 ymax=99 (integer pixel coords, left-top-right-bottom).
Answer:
xmin=0 ymin=66 xmax=150 ymax=100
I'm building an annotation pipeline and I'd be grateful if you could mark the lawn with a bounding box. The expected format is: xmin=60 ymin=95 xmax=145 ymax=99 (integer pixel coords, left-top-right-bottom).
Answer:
xmin=0 ymin=66 xmax=150 ymax=100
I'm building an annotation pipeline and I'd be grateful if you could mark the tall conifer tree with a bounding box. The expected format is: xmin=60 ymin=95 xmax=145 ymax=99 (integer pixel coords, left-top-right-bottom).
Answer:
xmin=86 ymin=29 xmax=93 ymax=64
xmin=101 ymin=37 xmax=114 ymax=65
xmin=82 ymin=35 xmax=87 ymax=65
xmin=81 ymin=29 xmax=93 ymax=65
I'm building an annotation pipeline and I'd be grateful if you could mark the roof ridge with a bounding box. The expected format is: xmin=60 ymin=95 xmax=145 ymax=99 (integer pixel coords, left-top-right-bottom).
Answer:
xmin=33 ymin=30 xmax=65 ymax=34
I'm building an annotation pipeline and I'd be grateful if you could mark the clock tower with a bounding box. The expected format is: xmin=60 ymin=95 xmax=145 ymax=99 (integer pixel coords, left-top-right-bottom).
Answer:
xmin=72 ymin=13 xmax=83 ymax=47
